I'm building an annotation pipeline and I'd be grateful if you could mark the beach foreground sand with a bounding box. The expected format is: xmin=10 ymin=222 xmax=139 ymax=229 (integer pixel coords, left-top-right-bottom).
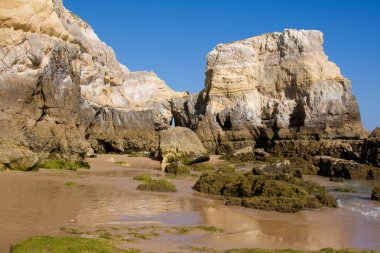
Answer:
xmin=0 ymin=155 xmax=379 ymax=252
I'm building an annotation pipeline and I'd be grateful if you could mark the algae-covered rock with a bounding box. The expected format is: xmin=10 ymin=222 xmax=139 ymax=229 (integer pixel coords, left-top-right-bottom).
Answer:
xmin=38 ymin=160 xmax=90 ymax=171
xmin=191 ymin=163 xmax=214 ymax=172
xmin=133 ymin=175 xmax=152 ymax=182
xmin=165 ymin=161 xmax=190 ymax=175
xmin=9 ymin=236 xmax=125 ymax=253
xmin=137 ymin=178 xmax=177 ymax=192
xmin=371 ymin=184 xmax=380 ymax=201
xmin=193 ymin=166 xmax=336 ymax=212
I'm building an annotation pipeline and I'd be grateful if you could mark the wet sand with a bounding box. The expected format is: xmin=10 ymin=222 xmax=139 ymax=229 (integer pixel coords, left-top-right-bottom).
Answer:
xmin=0 ymin=155 xmax=379 ymax=252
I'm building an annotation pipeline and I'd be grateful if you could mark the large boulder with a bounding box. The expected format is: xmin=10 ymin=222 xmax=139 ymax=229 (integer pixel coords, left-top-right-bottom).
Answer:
xmin=158 ymin=127 xmax=209 ymax=170
xmin=172 ymin=29 xmax=366 ymax=157
xmin=313 ymin=156 xmax=380 ymax=180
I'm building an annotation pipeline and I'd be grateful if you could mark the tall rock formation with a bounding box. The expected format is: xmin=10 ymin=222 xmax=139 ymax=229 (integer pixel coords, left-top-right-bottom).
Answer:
xmin=0 ymin=1 xmax=370 ymax=170
xmin=0 ymin=0 xmax=184 ymax=170
xmin=173 ymin=29 xmax=366 ymax=156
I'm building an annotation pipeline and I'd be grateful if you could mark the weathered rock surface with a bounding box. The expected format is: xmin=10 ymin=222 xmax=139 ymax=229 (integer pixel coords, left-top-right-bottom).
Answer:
xmin=173 ymin=29 xmax=367 ymax=157
xmin=0 ymin=1 xmax=372 ymax=170
xmin=193 ymin=166 xmax=337 ymax=212
xmin=158 ymin=127 xmax=209 ymax=170
xmin=252 ymin=160 xmax=293 ymax=176
xmin=313 ymin=156 xmax=380 ymax=180
xmin=362 ymin=128 xmax=380 ymax=167
xmin=0 ymin=0 xmax=184 ymax=169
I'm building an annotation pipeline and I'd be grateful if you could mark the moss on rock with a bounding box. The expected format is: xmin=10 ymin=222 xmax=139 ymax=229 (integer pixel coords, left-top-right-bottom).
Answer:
xmin=193 ymin=166 xmax=336 ymax=213
xmin=137 ymin=178 xmax=177 ymax=192
xmin=191 ymin=163 xmax=214 ymax=172
xmin=9 ymin=236 xmax=127 ymax=253
xmin=165 ymin=161 xmax=190 ymax=175
xmin=133 ymin=175 xmax=152 ymax=182
xmin=38 ymin=160 xmax=90 ymax=171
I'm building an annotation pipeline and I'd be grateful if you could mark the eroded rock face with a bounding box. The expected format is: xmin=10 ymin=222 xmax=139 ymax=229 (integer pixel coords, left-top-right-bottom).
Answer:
xmin=0 ymin=0 xmax=183 ymax=169
xmin=173 ymin=29 xmax=366 ymax=156
xmin=0 ymin=2 xmax=371 ymax=170
xmin=313 ymin=156 xmax=380 ymax=180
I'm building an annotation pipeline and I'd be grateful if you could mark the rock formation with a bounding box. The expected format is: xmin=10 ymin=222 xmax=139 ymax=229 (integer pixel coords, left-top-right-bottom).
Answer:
xmin=313 ymin=156 xmax=380 ymax=180
xmin=0 ymin=0 xmax=184 ymax=170
xmin=0 ymin=1 xmax=374 ymax=170
xmin=172 ymin=29 xmax=367 ymax=157
xmin=158 ymin=127 xmax=209 ymax=170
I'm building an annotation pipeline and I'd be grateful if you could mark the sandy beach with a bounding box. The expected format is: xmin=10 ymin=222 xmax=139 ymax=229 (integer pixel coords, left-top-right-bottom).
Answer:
xmin=0 ymin=155 xmax=379 ymax=253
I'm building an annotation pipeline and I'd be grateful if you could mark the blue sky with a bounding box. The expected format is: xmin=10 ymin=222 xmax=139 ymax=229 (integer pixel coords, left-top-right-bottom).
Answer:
xmin=64 ymin=0 xmax=380 ymax=131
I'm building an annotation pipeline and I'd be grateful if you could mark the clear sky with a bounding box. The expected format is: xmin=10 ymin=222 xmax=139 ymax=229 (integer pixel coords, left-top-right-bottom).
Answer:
xmin=64 ymin=0 xmax=380 ymax=131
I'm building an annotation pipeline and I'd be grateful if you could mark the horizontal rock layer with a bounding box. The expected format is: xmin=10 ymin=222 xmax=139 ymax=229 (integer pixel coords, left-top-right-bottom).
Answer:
xmin=313 ymin=156 xmax=380 ymax=180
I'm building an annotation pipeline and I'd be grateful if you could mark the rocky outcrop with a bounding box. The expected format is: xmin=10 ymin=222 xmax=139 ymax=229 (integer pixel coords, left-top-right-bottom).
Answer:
xmin=172 ymin=29 xmax=366 ymax=157
xmin=313 ymin=156 xmax=380 ymax=180
xmin=362 ymin=128 xmax=380 ymax=167
xmin=158 ymin=127 xmax=209 ymax=170
xmin=0 ymin=1 xmax=371 ymax=170
xmin=0 ymin=0 xmax=184 ymax=170
xmin=193 ymin=166 xmax=337 ymax=212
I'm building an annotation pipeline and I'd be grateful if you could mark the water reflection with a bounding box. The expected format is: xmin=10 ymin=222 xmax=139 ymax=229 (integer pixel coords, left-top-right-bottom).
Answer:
xmin=1 ymin=167 xmax=380 ymax=252
xmin=77 ymin=186 xmax=380 ymax=251
xmin=78 ymin=191 xmax=208 ymax=226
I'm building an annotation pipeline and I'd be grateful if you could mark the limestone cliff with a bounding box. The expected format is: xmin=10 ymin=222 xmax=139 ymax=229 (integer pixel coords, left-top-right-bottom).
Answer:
xmin=0 ymin=0 xmax=184 ymax=170
xmin=173 ymin=29 xmax=366 ymax=156
xmin=0 ymin=1 xmax=370 ymax=170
